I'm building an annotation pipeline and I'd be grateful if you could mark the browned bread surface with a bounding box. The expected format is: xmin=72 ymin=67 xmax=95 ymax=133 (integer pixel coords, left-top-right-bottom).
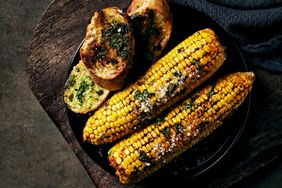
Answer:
xmin=127 ymin=0 xmax=173 ymax=63
xmin=80 ymin=7 xmax=135 ymax=91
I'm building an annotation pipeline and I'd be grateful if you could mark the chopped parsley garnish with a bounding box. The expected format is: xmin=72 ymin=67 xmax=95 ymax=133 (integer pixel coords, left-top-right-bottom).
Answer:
xmin=166 ymin=83 xmax=176 ymax=97
xmin=154 ymin=116 xmax=165 ymax=124
xmin=207 ymin=82 xmax=216 ymax=98
xmin=77 ymin=80 xmax=89 ymax=103
xmin=65 ymin=75 xmax=76 ymax=89
xmin=133 ymin=89 xmax=152 ymax=102
xmin=199 ymin=120 xmax=209 ymax=131
xmin=192 ymin=58 xmax=200 ymax=66
xmin=173 ymin=71 xmax=182 ymax=78
xmin=176 ymin=123 xmax=183 ymax=134
xmin=133 ymin=90 xmax=141 ymax=100
xmin=192 ymin=58 xmax=203 ymax=75
xmin=93 ymin=46 xmax=107 ymax=61
xmin=198 ymin=66 xmax=203 ymax=75
xmin=137 ymin=112 xmax=147 ymax=119
xmin=143 ymin=10 xmax=161 ymax=37
xmin=96 ymin=89 xmax=104 ymax=96
xmin=102 ymin=22 xmax=130 ymax=59
xmin=139 ymin=151 xmax=152 ymax=163
xmin=183 ymin=102 xmax=193 ymax=110
xmin=161 ymin=127 xmax=171 ymax=140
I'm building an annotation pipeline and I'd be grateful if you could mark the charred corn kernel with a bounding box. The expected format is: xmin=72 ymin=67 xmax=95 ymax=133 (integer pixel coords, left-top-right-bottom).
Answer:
xmin=108 ymin=72 xmax=255 ymax=184
xmin=83 ymin=29 xmax=226 ymax=145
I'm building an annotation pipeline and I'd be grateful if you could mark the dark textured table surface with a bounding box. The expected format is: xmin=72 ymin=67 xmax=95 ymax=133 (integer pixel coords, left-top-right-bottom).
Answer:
xmin=0 ymin=0 xmax=281 ymax=187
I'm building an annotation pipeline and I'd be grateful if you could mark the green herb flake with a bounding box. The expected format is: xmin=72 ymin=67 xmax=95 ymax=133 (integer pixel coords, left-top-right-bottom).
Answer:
xmin=177 ymin=47 xmax=184 ymax=53
xmin=155 ymin=116 xmax=165 ymax=124
xmin=192 ymin=58 xmax=200 ymax=66
xmin=133 ymin=89 xmax=152 ymax=102
xmin=161 ymin=127 xmax=171 ymax=140
xmin=133 ymin=90 xmax=142 ymax=100
xmin=198 ymin=66 xmax=203 ymax=75
xmin=176 ymin=123 xmax=183 ymax=134
xmin=93 ymin=46 xmax=107 ymax=61
xmin=137 ymin=112 xmax=147 ymax=120
xmin=183 ymin=102 xmax=192 ymax=110
xmin=207 ymin=82 xmax=216 ymax=98
xmin=139 ymin=151 xmax=152 ymax=163
xmin=102 ymin=22 xmax=130 ymax=59
xmin=173 ymin=71 xmax=182 ymax=78
xmin=65 ymin=75 xmax=76 ymax=89
xmin=96 ymin=89 xmax=104 ymax=96
xmin=199 ymin=120 xmax=209 ymax=131
xmin=144 ymin=10 xmax=160 ymax=37
xmin=77 ymin=80 xmax=89 ymax=103
xmin=166 ymin=83 xmax=176 ymax=97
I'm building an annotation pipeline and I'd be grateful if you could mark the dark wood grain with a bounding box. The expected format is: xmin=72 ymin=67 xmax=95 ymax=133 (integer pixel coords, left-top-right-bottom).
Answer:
xmin=26 ymin=0 xmax=282 ymax=187
xmin=26 ymin=1 xmax=130 ymax=188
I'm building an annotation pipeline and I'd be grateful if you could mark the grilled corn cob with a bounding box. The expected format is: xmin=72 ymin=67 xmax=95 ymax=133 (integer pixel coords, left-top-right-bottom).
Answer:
xmin=108 ymin=72 xmax=255 ymax=184
xmin=83 ymin=28 xmax=226 ymax=145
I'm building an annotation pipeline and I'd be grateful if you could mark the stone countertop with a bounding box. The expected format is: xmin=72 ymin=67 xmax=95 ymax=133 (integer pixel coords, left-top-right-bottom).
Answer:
xmin=0 ymin=1 xmax=281 ymax=187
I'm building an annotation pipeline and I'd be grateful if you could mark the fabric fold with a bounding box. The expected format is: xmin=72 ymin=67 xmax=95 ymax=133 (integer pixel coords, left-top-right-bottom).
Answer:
xmin=171 ymin=0 xmax=282 ymax=72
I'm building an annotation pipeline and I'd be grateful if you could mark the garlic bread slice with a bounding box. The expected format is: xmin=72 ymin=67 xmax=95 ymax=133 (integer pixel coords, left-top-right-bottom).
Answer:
xmin=80 ymin=7 xmax=135 ymax=91
xmin=127 ymin=0 xmax=173 ymax=63
xmin=64 ymin=61 xmax=110 ymax=114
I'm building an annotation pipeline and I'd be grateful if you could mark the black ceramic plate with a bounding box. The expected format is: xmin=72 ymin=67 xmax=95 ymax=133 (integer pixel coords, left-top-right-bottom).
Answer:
xmin=67 ymin=3 xmax=250 ymax=186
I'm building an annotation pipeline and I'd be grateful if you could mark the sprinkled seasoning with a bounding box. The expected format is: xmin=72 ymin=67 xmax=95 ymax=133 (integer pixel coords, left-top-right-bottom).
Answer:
xmin=133 ymin=89 xmax=153 ymax=102
xmin=173 ymin=71 xmax=182 ymax=78
xmin=183 ymin=102 xmax=193 ymax=110
xmin=102 ymin=22 xmax=131 ymax=59
xmin=65 ymin=75 xmax=76 ymax=89
xmin=165 ymin=83 xmax=177 ymax=97
xmin=77 ymin=80 xmax=90 ymax=103
xmin=160 ymin=127 xmax=171 ymax=140
xmin=139 ymin=151 xmax=152 ymax=163
xmin=207 ymin=82 xmax=216 ymax=98
xmin=108 ymin=72 xmax=255 ymax=184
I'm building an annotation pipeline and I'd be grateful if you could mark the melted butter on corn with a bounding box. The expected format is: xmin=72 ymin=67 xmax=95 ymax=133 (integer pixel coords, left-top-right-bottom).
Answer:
xmin=108 ymin=72 xmax=255 ymax=184
xmin=83 ymin=28 xmax=226 ymax=145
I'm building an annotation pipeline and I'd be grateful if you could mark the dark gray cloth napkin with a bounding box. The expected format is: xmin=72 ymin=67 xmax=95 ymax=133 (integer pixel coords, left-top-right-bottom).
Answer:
xmin=171 ymin=0 xmax=282 ymax=72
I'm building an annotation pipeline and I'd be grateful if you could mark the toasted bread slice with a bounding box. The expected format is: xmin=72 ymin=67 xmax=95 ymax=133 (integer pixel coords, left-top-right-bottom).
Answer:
xmin=127 ymin=0 xmax=173 ymax=63
xmin=64 ymin=61 xmax=110 ymax=114
xmin=80 ymin=7 xmax=135 ymax=91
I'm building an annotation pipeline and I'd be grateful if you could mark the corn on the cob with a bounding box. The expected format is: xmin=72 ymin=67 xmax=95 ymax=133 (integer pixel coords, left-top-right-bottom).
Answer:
xmin=108 ymin=72 xmax=255 ymax=184
xmin=83 ymin=28 xmax=226 ymax=145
